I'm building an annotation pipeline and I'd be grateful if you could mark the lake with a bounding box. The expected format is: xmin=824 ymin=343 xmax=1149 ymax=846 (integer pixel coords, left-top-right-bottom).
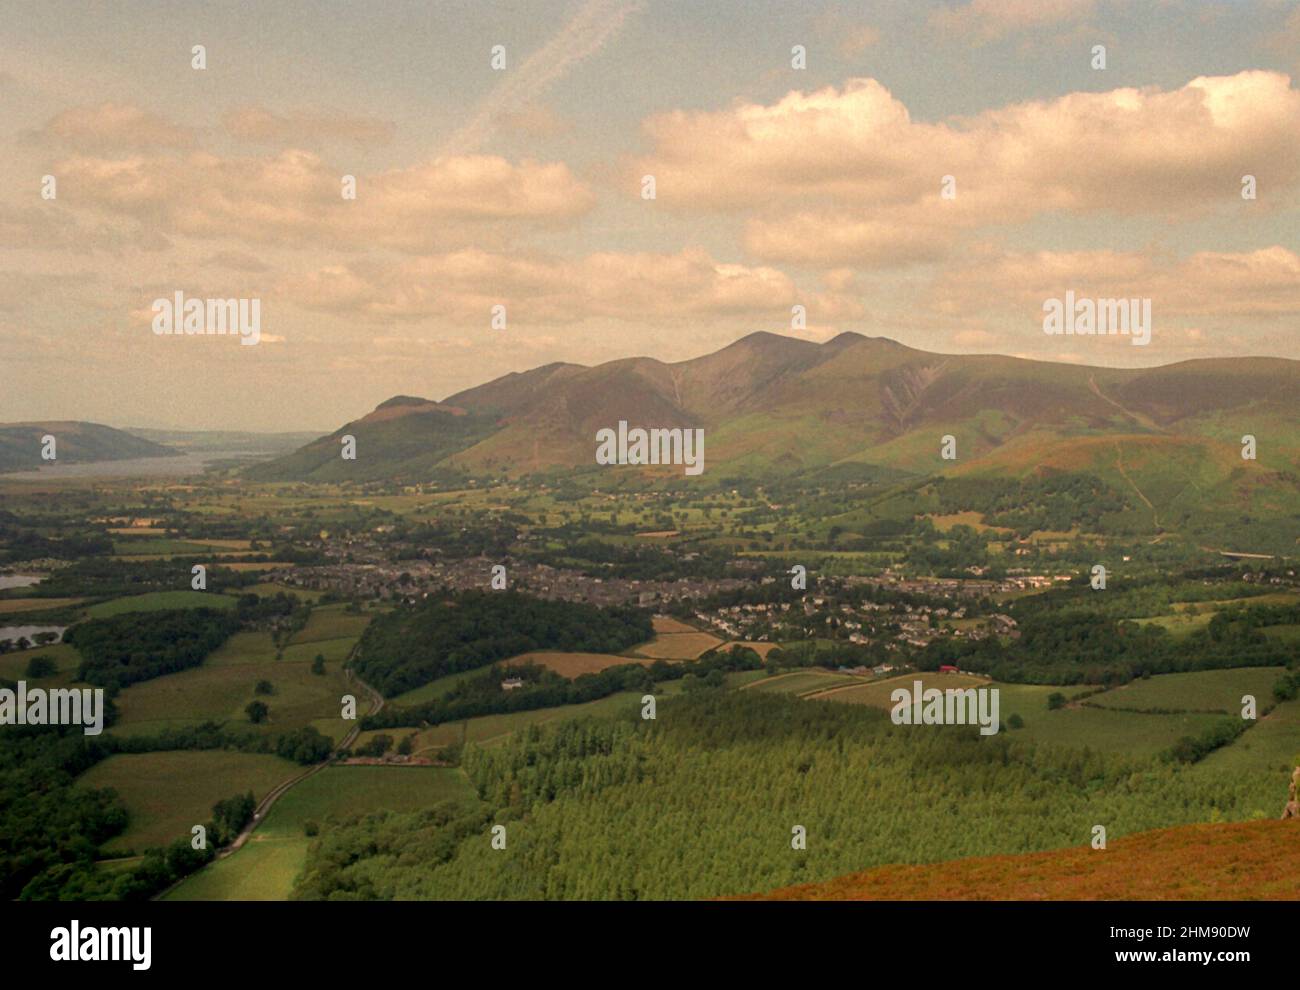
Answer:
xmin=0 ymin=625 xmax=66 ymax=647
xmin=1 ymin=451 xmax=251 ymax=480
xmin=0 ymin=574 xmax=43 ymax=590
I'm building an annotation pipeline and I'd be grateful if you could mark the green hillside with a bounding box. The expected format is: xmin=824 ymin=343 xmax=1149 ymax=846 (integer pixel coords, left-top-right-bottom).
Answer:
xmin=0 ymin=421 xmax=180 ymax=473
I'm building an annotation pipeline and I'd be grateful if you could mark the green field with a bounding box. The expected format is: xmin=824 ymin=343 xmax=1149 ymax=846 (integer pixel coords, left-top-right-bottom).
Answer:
xmin=1130 ymin=611 xmax=1215 ymax=638
xmin=79 ymin=751 xmax=300 ymax=854
xmin=100 ymin=613 xmax=366 ymax=737
xmin=109 ymin=624 xmax=357 ymax=741
xmin=800 ymin=671 xmax=1243 ymax=756
xmin=1195 ymin=697 xmax=1300 ymax=776
xmin=86 ymin=590 xmax=238 ymax=618
xmin=746 ymin=670 xmax=865 ymax=696
xmin=389 ymin=666 xmax=487 ymax=707
xmin=0 ymin=642 xmax=84 ymax=688
xmin=990 ymin=681 xmax=1072 ymax=717
xmin=811 ymin=671 xmax=989 ymax=707
xmin=1190 ymin=697 xmax=1300 ymax=816
xmin=111 ymin=656 xmax=354 ymax=741
xmin=1010 ymin=705 xmax=1228 ymax=755
xmin=1262 ymin=624 xmax=1300 ymax=644
xmin=1087 ymin=668 xmax=1285 ymax=713
xmin=287 ymin=605 xmax=372 ymax=645
xmin=167 ymin=766 xmax=478 ymax=900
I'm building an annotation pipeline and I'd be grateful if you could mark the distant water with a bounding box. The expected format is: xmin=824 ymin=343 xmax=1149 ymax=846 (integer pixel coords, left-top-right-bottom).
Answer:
xmin=1 ymin=450 xmax=252 ymax=480
xmin=0 ymin=575 xmax=42 ymax=590
xmin=0 ymin=625 xmax=66 ymax=647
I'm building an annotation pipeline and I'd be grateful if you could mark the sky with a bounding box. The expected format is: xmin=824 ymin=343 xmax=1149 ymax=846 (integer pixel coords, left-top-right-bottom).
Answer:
xmin=1 ymin=0 xmax=1298 ymax=431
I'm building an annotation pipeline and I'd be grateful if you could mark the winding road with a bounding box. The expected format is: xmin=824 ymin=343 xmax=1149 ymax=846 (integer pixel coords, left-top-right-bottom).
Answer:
xmin=153 ymin=654 xmax=384 ymax=899
xmin=219 ymin=659 xmax=384 ymax=858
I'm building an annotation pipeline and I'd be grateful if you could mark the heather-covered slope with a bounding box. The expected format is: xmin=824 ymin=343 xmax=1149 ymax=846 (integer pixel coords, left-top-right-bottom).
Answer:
xmin=737 ymin=819 xmax=1300 ymax=900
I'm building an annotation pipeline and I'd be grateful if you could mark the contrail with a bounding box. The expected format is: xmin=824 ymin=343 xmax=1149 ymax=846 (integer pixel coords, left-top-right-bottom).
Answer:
xmin=440 ymin=0 xmax=642 ymax=156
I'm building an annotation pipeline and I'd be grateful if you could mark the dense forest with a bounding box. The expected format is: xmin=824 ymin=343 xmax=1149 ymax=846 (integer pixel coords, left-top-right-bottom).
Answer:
xmin=353 ymin=591 xmax=653 ymax=696
xmin=0 ymin=726 xmax=125 ymax=900
xmin=293 ymin=689 xmax=1285 ymax=901
xmin=26 ymin=558 xmax=256 ymax=599
xmin=930 ymin=472 xmax=1133 ymax=536
xmin=65 ymin=608 xmax=241 ymax=689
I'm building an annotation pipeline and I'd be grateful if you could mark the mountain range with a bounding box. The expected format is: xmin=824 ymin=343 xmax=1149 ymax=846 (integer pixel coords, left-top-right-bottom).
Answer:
xmin=245 ymin=331 xmax=1300 ymax=503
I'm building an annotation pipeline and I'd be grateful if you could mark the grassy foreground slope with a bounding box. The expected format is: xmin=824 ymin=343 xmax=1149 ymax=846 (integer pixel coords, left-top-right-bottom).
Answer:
xmin=739 ymin=819 xmax=1300 ymax=900
xmin=168 ymin=766 xmax=478 ymax=900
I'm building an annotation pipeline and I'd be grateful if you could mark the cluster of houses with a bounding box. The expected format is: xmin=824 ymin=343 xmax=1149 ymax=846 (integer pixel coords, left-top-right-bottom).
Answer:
xmin=687 ymin=591 xmax=1022 ymax=652
xmin=274 ymin=552 xmax=749 ymax=608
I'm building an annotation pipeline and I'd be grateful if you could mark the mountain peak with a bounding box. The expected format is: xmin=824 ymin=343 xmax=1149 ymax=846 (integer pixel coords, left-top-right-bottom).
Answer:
xmin=375 ymin=395 xmax=436 ymax=410
xmin=823 ymin=331 xmax=912 ymax=351
xmin=825 ymin=331 xmax=867 ymax=347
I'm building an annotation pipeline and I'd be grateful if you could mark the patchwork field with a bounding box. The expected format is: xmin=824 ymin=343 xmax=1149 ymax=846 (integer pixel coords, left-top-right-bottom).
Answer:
xmin=79 ymin=751 xmax=300 ymax=855
xmin=167 ymin=766 xmax=479 ymax=901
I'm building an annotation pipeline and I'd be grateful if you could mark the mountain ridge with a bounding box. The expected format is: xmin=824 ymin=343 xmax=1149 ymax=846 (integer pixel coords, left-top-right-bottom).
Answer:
xmin=244 ymin=333 xmax=1300 ymax=503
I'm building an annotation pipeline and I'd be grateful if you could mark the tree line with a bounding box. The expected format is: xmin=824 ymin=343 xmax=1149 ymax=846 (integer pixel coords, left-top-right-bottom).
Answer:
xmin=353 ymin=590 xmax=654 ymax=696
